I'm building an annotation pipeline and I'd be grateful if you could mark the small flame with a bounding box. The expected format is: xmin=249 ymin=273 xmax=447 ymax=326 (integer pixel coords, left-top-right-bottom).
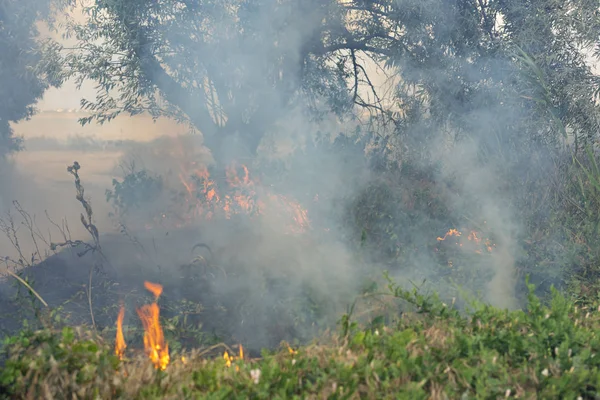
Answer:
xmin=136 ymin=281 xmax=169 ymax=370
xmin=437 ymin=228 xmax=461 ymax=241
xmin=223 ymin=344 xmax=244 ymax=370
xmin=173 ymin=157 xmax=310 ymax=233
xmin=115 ymin=305 xmax=126 ymax=360
xmin=287 ymin=345 xmax=297 ymax=356
xmin=467 ymin=231 xmax=481 ymax=243
xmin=224 ymin=351 xmax=232 ymax=368
xmin=437 ymin=228 xmax=495 ymax=254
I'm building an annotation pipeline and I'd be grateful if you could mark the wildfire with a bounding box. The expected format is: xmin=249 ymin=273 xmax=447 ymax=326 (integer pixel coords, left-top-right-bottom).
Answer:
xmin=176 ymin=159 xmax=310 ymax=233
xmin=223 ymin=344 xmax=244 ymax=370
xmin=115 ymin=282 xmax=251 ymax=372
xmin=136 ymin=281 xmax=170 ymax=370
xmin=115 ymin=304 xmax=126 ymax=360
xmin=437 ymin=228 xmax=461 ymax=242
xmin=268 ymin=194 xmax=311 ymax=233
xmin=437 ymin=228 xmax=495 ymax=254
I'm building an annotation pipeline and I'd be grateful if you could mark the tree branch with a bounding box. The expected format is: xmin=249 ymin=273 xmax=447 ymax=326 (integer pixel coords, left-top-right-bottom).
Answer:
xmin=351 ymin=49 xmax=359 ymax=103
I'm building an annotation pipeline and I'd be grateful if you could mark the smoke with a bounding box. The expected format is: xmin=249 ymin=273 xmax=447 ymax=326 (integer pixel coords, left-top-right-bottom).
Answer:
xmin=432 ymin=137 xmax=520 ymax=309
xmin=0 ymin=0 xmax=576 ymax=351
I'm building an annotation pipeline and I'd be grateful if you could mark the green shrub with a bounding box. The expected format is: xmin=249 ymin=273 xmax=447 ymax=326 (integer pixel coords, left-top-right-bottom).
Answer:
xmin=3 ymin=279 xmax=600 ymax=399
xmin=106 ymin=169 xmax=163 ymax=217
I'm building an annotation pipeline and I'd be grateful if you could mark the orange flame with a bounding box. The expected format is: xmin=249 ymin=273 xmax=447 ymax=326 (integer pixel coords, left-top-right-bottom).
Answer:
xmin=467 ymin=231 xmax=481 ymax=244
xmin=437 ymin=228 xmax=495 ymax=254
xmin=141 ymin=136 xmax=312 ymax=233
xmin=115 ymin=305 xmax=126 ymax=360
xmin=136 ymin=281 xmax=169 ymax=370
xmin=174 ymin=158 xmax=310 ymax=233
xmin=437 ymin=228 xmax=461 ymax=242
xmin=144 ymin=281 xmax=164 ymax=298
xmin=223 ymin=344 xmax=244 ymax=370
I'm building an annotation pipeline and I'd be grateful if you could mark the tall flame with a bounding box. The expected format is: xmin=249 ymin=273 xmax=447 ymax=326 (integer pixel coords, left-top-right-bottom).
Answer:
xmin=115 ymin=304 xmax=126 ymax=360
xmin=136 ymin=281 xmax=169 ymax=370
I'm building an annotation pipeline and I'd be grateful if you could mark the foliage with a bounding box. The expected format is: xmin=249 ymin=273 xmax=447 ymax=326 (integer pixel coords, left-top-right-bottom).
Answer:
xmin=42 ymin=0 xmax=600 ymax=159
xmin=0 ymin=327 xmax=121 ymax=399
xmin=13 ymin=0 xmax=600 ymax=394
xmin=43 ymin=0 xmax=364 ymax=163
xmin=40 ymin=0 xmax=600 ymax=298
xmin=3 ymin=279 xmax=600 ymax=398
xmin=0 ymin=0 xmax=62 ymax=156
xmin=106 ymin=169 xmax=164 ymax=217
xmin=533 ymin=146 xmax=600 ymax=303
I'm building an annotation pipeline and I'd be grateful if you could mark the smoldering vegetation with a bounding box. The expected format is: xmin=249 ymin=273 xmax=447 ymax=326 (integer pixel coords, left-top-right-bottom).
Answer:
xmin=1 ymin=0 xmax=600 ymax=356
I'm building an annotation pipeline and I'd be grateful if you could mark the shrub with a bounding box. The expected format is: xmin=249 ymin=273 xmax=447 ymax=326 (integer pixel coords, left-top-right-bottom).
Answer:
xmin=2 ymin=279 xmax=600 ymax=398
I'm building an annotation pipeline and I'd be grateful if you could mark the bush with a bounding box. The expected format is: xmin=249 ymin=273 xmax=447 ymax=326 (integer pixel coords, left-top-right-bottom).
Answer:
xmin=106 ymin=169 xmax=163 ymax=217
xmin=0 ymin=327 xmax=121 ymax=398
xmin=2 ymin=279 xmax=600 ymax=398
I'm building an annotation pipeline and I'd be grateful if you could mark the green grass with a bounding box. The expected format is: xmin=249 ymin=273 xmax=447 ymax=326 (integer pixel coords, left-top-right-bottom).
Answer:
xmin=2 ymin=280 xmax=600 ymax=399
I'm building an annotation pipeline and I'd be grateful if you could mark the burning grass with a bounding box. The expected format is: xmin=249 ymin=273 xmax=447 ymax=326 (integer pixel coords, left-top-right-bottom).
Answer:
xmin=135 ymin=282 xmax=169 ymax=370
xmin=436 ymin=227 xmax=496 ymax=254
xmin=3 ymin=281 xmax=600 ymax=399
xmin=121 ymin=136 xmax=312 ymax=234
xmin=115 ymin=304 xmax=126 ymax=360
xmin=176 ymin=160 xmax=311 ymax=233
xmin=6 ymin=147 xmax=600 ymax=397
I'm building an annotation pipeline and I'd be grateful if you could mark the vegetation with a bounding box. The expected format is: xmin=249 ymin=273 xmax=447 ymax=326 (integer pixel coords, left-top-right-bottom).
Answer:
xmin=3 ymin=280 xmax=600 ymax=399
xmin=40 ymin=0 xmax=600 ymax=300
xmin=0 ymin=0 xmax=62 ymax=156
xmin=4 ymin=0 xmax=600 ymax=397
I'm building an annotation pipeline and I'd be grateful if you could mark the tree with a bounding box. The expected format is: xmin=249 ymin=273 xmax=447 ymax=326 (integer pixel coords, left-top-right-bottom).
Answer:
xmin=0 ymin=0 xmax=60 ymax=156
xmin=44 ymin=0 xmax=600 ymax=165
xmin=43 ymin=0 xmax=398 ymax=165
xmin=342 ymin=0 xmax=600 ymax=159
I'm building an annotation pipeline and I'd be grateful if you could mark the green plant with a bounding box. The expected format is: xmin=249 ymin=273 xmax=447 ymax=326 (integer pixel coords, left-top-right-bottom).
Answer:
xmin=106 ymin=169 xmax=163 ymax=218
xmin=3 ymin=277 xmax=600 ymax=398
xmin=0 ymin=327 xmax=121 ymax=399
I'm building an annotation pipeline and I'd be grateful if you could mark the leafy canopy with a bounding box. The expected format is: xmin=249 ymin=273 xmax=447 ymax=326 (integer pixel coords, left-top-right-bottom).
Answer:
xmin=43 ymin=0 xmax=600 ymax=163
xmin=0 ymin=0 xmax=61 ymax=156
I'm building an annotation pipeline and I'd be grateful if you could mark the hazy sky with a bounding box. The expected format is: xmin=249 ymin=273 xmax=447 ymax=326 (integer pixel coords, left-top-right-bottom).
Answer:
xmin=35 ymin=6 xmax=97 ymax=112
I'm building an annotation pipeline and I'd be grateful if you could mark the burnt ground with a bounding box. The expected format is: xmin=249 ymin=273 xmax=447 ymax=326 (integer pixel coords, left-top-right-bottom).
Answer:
xmin=0 ymin=215 xmax=363 ymax=354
